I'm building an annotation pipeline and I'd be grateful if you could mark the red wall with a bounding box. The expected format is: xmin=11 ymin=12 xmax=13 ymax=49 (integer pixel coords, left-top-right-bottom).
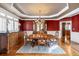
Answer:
xmin=46 ymin=20 xmax=60 ymax=31
xmin=19 ymin=20 xmax=33 ymax=31
xmin=19 ymin=20 xmax=60 ymax=31
xmin=60 ymin=14 xmax=79 ymax=32
xmin=19 ymin=14 xmax=79 ymax=32
xmin=60 ymin=17 xmax=71 ymax=21
xmin=72 ymin=14 xmax=79 ymax=32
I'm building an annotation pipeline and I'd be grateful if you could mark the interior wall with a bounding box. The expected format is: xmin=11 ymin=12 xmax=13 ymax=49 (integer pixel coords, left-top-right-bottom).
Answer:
xmin=19 ymin=20 xmax=60 ymax=31
xmin=72 ymin=14 xmax=79 ymax=32
xmin=46 ymin=20 xmax=60 ymax=37
xmin=60 ymin=14 xmax=79 ymax=43
xmin=71 ymin=32 xmax=79 ymax=43
xmin=19 ymin=20 xmax=33 ymax=31
xmin=71 ymin=14 xmax=79 ymax=43
xmin=19 ymin=20 xmax=60 ymax=37
xmin=46 ymin=20 xmax=60 ymax=31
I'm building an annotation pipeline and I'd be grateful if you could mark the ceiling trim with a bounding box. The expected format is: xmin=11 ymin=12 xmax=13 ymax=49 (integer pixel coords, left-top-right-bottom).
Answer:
xmin=20 ymin=19 xmax=60 ymax=20
xmin=20 ymin=8 xmax=79 ymax=20
xmin=58 ymin=8 xmax=79 ymax=20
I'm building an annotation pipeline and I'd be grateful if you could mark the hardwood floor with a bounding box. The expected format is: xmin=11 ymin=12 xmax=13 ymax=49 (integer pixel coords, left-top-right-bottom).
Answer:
xmin=0 ymin=41 xmax=79 ymax=56
xmin=71 ymin=41 xmax=79 ymax=55
xmin=0 ymin=32 xmax=79 ymax=56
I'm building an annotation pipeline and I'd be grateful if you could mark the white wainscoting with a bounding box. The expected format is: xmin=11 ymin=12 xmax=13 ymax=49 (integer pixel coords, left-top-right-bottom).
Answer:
xmin=25 ymin=31 xmax=33 ymax=36
xmin=47 ymin=31 xmax=57 ymax=35
xmin=47 ymin=31 xmax=60 ymax=38
xmin=71 ymin=32 xmax=79 ymax=43
xmin=25 ymin=31 xmax=59 ymax=36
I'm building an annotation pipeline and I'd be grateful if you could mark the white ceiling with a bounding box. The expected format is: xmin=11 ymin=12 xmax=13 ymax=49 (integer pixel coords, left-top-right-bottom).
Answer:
xmin=0 ymin=3 xmax=79 ymax=19
xmin=14 ymin=3 xmax=67 ymax=16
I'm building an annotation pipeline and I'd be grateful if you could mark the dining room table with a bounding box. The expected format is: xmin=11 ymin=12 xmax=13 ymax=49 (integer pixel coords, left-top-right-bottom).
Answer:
xmin=27 ymin=31 xmax=56 ymax=47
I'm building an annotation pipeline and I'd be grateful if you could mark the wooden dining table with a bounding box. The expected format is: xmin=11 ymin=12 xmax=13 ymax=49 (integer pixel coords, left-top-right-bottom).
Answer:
xmin=28 ymin=31 xmax=54 ymax=40
xmin=27 ymin=31 xmax=57 ymax=47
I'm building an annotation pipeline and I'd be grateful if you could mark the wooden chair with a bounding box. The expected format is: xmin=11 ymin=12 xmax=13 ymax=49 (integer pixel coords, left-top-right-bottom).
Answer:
xmin=31 ymin=39 xmax=38 ymax=47
xmin=54 ymin=31 xmax=59 ymax=44
xmin=37 ymin=39 xmax=47 ymax=46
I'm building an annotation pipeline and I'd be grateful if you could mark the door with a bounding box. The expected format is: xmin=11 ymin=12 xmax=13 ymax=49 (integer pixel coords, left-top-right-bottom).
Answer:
xmin=61 ymin=22 xmax=71 ymax=45
xmin=61 ymin=23 xmax=66 ymax=44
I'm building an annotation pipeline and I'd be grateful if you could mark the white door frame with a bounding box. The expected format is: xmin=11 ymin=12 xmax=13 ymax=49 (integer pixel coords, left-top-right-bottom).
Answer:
xmin=59 ymin=21 xmax=72 ymax=40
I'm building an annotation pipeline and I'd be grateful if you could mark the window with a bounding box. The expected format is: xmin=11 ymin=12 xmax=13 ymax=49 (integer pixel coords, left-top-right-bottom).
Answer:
xmin=6 ymin=15 xmax=13 ymax=19
xmin=14 ymin=21 xmax=19 ymax=32
xmin=8 ymin=19 xmax=14 ymax=32
xmin=0 ymin=17 xmax=7 ymax=33
xmin=0 ymin=11 xmax=19 ymax=33
xmin=0 ymin=12 xmax=6 ymax=16
xmin=65 ymin=23 xmax=71 ymax=30
xmin=14 ymin=18 xmax=18 ymax=21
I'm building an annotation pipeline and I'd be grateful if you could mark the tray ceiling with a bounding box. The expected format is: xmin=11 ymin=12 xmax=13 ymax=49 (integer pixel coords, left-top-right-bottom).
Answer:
xmin=14 ymin=3 xmax=67 ymax=16
xmin=0 ymin=3 xmax=79 ymax=19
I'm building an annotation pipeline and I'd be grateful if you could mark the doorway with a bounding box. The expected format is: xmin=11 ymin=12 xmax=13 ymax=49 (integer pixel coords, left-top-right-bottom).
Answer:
xmin=60 ymin=21 xmax=71 ymax=45
xmin=61 ymin=23 xmax=66 ymax=44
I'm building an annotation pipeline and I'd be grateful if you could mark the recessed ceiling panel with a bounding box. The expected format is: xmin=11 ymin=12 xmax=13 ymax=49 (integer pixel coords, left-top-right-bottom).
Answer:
xmin=14 ymin=3 xmax=67 ymax=16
